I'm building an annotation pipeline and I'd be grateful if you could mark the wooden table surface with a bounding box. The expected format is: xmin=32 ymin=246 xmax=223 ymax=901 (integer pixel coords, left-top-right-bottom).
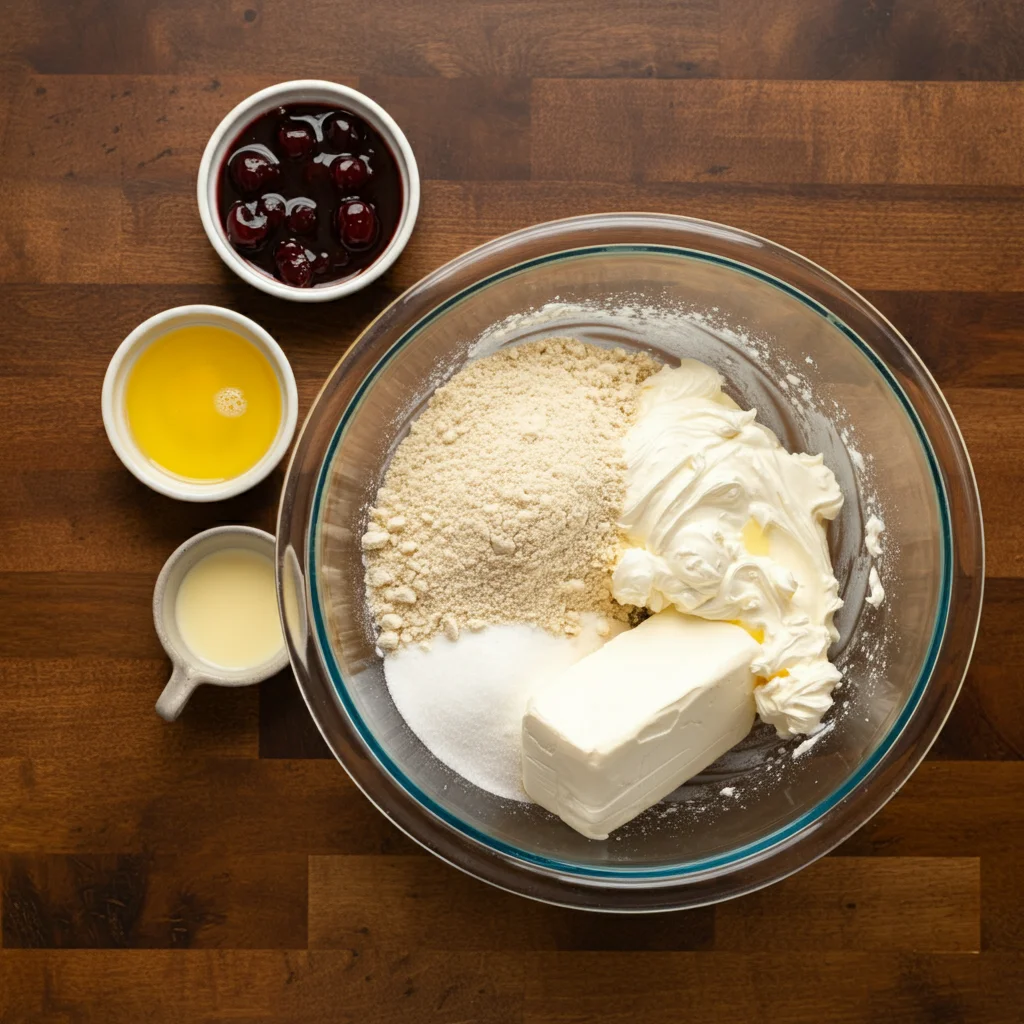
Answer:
xmin=2 ymin=1 xmax=1023 ymax=1021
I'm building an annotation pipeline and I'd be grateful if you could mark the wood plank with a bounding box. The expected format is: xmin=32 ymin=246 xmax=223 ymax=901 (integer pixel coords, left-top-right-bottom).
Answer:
xmin=715 ymin=857 xmax=980 ymax=952
xmin=0 ymin=470 xmax=282 ymax=572
xmin=0 ymin=282 xmax=393 ymax=381
xmin=720 ymin=0 xmax=1024 ymax=81
xmin=258 ymin=672 xmax=332 ymax=760
xmin=929 ymin=578 xmax=1024 ymax=761
xmin=0 ymin=658 xmax=258 ymax=760
xmin=0 ymin=757 xmax=418 ymax=857
xmin=5 ymin=179 xmax=1024 ymax=291
xmin=0 ymin=948 xmax=525 ymax=1024
xmin=308 ymin=854 xmax=714 ymax=952
xmin=309 ymin=854 xmax=979 ymax=955
xmin=1 ymin=852 xmax=307 ymax=949
xmin=404 ymin=182 xmax=1024 ymax=294
xmin=361 ymin=77 xmax=531 ymax=181
xmin=946 ymin=388 xmax=1024 ymax=578
xmin=2 ymin=0 xmax=718 ymax=78
xmin=838 ymin=762 xmax=1024 ymax=858
xmin=1 ymin=572 xmax=170 ymax=658
xmin=523 ymin=951 xmax=1024 ymax=1024
xmin=863 ymin=290 xmax=1024 ymax=390
xmin=533 ymin=80 xmax=1024 ymax=186
xmin=840 ymin=762 xmax=1024 ymax=950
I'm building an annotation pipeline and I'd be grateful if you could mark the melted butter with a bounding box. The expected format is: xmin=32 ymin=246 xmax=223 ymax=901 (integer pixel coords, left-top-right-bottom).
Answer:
xmin=126 ymin=324 xmax=281 ymax=481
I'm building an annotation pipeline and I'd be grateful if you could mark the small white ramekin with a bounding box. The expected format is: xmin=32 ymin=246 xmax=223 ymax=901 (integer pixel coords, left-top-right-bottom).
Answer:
xmin=197 ymin=80 xmax=420 ymax=302
xmin=153 ymin=525 xmax=288 ymax=721
xmin=101 ymin=305 xmax=298 ymax=502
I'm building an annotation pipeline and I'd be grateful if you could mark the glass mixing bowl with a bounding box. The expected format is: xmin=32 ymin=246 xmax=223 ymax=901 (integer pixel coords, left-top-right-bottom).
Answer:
xmin=277 ymin=213 xmax=983 ymax=910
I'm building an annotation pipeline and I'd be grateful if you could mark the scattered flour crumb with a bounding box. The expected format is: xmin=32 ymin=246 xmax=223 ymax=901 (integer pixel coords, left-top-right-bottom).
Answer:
xmin=866 ymin=566 xmax=885 ymax=608
xmin=865 ymin=514 xmax=885 ymax=557
xmin=793 ymin=721 xmax=835 ymax=759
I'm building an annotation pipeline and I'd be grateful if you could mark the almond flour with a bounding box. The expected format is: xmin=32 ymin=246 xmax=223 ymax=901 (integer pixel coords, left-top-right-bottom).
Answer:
xmin=362 ymin=338 xmax=660 ymax=649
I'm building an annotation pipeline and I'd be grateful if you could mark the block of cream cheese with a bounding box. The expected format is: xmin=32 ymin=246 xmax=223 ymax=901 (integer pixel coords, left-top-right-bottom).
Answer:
xmin=521 ymin=610 xmax=760 ymax=840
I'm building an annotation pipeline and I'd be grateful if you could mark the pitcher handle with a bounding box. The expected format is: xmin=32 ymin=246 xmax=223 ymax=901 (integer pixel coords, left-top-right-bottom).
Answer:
xmin=156 ymin=664 xmax=201 ymax=721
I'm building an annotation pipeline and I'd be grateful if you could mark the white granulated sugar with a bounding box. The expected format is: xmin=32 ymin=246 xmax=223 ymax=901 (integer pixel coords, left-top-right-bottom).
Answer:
xmin=720 ymin=786 xmax=738 ymax=798
xmin=385 ymin=614 xmax=623 ymax=800
xmin=363 ymin=338 xmax=659 ymax=647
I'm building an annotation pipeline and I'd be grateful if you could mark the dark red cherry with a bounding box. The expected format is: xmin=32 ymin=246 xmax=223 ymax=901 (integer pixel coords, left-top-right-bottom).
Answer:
xmin=286 ymin=198 xmax=318 ymax=234
xmin=337 ymin=199 xmax=378 ymax=249
xmin=225 ymin=201 xmax=268 ymax=248
xmin=257 ymin=193 xmax=287 ymax=228
xmin=310 ymin=250 xmax=331 ymax=275
xmin=327 ymin=113 xmax=361 ymax=151
xmin=277 ymin=122 xmax=314 ymax=159
xmin=228 ymin=148 xmax=279 ymax=194
xmin=304 ymin=154 xmax=333 ymax=185
xmin=275 ymin=239 xmax=313 ymax=287
xmin=331 ymin=154 xmax=371 ymax=191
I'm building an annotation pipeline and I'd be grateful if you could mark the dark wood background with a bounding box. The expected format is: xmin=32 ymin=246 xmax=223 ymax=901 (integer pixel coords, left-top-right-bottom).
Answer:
xmin=2 ymin=1 xmax=1023 ymax=1021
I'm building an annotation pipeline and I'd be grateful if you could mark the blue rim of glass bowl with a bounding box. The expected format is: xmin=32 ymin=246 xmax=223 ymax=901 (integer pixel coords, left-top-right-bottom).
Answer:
xmin=307 ymin=243 xmax=952 ymax=881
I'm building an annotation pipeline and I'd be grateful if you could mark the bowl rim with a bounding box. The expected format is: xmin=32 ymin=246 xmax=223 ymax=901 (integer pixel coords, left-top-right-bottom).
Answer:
xmin=196 ymin=79 xmax=420 ymax=303
xmin=280 ymin=213 xmax=985 ymax=910
xmin=101 ymin=304 xmax=298 ymax=501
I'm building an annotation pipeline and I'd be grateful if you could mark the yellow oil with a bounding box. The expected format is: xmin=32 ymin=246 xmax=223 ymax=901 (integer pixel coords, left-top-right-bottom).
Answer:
xmin=125 ymin=324 xmax=281 ymax=481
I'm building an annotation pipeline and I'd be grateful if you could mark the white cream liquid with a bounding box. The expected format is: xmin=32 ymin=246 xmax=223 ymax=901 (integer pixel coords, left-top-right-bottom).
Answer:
xmin=175 ymin=548 xmax=283 ymax=670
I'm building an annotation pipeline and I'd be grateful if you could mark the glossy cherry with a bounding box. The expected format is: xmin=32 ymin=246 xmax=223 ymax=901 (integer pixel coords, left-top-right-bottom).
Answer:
xmin=225 ymin=201 xmax=268 ymax=248
xmin=257 ymin=193 xmax=287 ymax=228
xmin=277 ymin=122 xmax=315 ymax=159
xmin=286 ymin=198 xmax=318 ymax=235
xmin=327 ymin=113 xmax=361 ymax=151
xmin=337 ymin=200 xmax=378 ymax=249
xmin=274 ymin=239 xmax=313 ymax=287
xmin=331 ymin=154 xmax=371 ymax=191
xmin=228 ymin=148 xmax=280 ymax=194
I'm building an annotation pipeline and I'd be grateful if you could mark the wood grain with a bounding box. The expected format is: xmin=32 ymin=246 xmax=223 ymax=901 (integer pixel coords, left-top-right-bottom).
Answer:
xmin=2 ymin=0 xmax=1022 ymax=1020
xmin=4 ymin=0 xmax=720 ymax=78
xmin=1 ymin=851 xmax=308 ymax=948
xmin=719 ymin=0 xmax=1024 ymax=81
xmin=533 ymin=80 xmax=1024 ymax=186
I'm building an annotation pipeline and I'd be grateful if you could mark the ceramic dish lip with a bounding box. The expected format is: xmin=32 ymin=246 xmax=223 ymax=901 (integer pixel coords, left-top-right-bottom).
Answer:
xmin=153 ymin=524 xmax=290 ymax=685
xmin=101 ymin=304 xmax=298 ymax=502
xmin=197 ymin=79 xmax=421 ymax=303
xmin=279 ymin=214 xmax=985 ymax=910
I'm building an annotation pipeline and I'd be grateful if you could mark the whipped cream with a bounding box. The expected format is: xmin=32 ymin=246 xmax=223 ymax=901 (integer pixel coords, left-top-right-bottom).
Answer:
xmin=611 ymin=360 xmax=844 ymax=738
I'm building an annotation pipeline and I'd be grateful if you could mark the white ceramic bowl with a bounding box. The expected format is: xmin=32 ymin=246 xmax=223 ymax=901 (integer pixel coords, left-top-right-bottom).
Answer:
xmin=101 ymin=304 xmax=298 ymax=501
xmin=153 ymin=525 xmax=288 ymax=721
xmin=197 ymin=79 xmax=421 ymax=302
